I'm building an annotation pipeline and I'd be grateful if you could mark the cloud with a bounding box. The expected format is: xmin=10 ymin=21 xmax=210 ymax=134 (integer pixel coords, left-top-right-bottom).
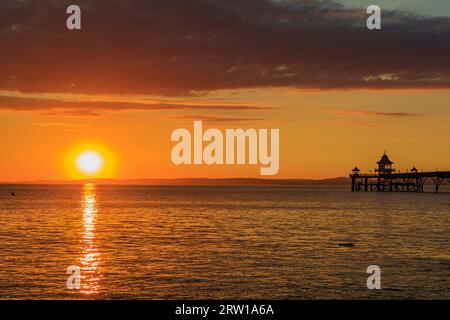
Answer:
xmin=33 ymin=122 xmax=86 ymax=128
xmin=350 ymin=121 xmax=377 ymax=127
xmin=0 ymin=0 xmax=449 ymax=95
xmin=173 ymin=115 xmax=265 ymax=123
xmin=0 ymin=91 xmax=268 ymax=115
xmin=332 ymin=110 xmax=422 ymax=117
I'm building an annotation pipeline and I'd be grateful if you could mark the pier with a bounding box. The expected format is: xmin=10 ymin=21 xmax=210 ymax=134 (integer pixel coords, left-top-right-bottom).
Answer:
xmin=350 ymin=153 xmax=450 ymax=193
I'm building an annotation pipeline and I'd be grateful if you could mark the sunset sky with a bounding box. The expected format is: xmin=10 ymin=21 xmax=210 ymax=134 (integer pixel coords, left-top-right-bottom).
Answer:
xmin=1 ymin=0 xmax=450 ymax=181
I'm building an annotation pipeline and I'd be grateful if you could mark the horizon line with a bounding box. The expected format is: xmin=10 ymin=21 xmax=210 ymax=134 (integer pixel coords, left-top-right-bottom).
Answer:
xmin=0 ymin=176 xmax=350 ymax=186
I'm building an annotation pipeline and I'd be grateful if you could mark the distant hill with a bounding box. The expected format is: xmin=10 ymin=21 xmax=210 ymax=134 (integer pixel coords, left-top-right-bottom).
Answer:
xmin=2 ymin=177 xmax=350 ymax=186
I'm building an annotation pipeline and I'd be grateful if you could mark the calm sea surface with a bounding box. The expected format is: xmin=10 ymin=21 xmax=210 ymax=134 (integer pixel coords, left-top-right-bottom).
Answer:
xmin=0 ymin=184 xmax=449 ymax=299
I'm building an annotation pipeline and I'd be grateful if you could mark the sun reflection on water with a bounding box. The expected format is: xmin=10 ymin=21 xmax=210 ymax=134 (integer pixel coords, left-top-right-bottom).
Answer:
xmin=79 ymin=183 xmax=101 ymax=295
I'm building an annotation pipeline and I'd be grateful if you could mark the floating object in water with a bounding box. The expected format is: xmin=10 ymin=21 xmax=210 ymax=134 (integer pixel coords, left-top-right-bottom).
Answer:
xmin=338 ymin=243 xmax=354 ymax=247
xmin=11 ymin=192 xmax=15 ymax=196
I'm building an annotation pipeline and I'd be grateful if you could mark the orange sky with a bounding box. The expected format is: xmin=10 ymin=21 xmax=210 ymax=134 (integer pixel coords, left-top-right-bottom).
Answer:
xmin=1 ymin=1 xmax=449 ymax=181
xmin=1 ymin=88 xmax=450 ymax=181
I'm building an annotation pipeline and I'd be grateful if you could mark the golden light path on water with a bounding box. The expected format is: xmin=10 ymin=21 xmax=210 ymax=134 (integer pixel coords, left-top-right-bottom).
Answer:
xmin=80 ymin=183 xmax=101 ymax=295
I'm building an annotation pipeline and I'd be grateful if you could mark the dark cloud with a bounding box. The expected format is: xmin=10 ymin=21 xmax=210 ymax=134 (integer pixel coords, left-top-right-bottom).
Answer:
xmin=363 ymin=111 xmax=422 ymax=117
xmin=0 ymin=95 xmax=266 ymax=115
xmin=333 ymin=110 xmax=422 ymax=117
xmin=1 ymin=0 xmax=449 ymax=95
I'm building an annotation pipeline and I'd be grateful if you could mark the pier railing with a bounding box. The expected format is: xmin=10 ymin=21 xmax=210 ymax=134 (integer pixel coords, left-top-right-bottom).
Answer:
xmin=349 ymin=170 xmax=450 ymax=193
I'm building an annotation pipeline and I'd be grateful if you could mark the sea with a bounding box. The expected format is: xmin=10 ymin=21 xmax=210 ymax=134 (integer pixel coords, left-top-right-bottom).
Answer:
xmin=0 ymin=184 xmax=449 ymax=299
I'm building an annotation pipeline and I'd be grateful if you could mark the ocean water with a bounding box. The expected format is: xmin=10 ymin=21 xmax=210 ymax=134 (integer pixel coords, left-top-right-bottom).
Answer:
xmin=0 ymin=184 xmax=449 ymax=300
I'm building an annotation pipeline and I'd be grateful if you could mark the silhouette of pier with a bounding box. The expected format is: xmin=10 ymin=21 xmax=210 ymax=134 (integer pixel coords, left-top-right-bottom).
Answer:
xmin=350 ymin=153 xmax=450 ymax=193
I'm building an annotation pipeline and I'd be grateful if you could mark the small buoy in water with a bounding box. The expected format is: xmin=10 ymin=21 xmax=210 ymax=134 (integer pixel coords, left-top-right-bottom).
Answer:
xmin=338 ymin=243 xmax=354 ymax=248
xmin=11 ymin=192 xmax=15 ymax=196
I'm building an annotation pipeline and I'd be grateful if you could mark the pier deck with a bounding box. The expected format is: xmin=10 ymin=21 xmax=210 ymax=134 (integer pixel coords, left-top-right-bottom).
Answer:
xmin=350 ymin=171 xmax=450 ymax=193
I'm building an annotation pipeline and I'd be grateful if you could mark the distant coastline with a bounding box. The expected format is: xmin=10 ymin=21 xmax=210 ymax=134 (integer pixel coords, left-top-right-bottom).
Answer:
xmin=0 ymin=177 xmax=350 ymax=186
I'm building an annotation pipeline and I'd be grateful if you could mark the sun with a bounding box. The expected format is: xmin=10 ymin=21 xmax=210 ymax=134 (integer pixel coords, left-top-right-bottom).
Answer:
xmin=76 ymin=151 xmax=104 ymax=175
xmin=65 ymin=144 xmax=115 ymax=179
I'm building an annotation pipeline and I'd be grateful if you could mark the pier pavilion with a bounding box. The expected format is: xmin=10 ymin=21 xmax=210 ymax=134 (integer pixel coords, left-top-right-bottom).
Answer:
xmin=350 ymin=153 xmax=450 ymax=193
